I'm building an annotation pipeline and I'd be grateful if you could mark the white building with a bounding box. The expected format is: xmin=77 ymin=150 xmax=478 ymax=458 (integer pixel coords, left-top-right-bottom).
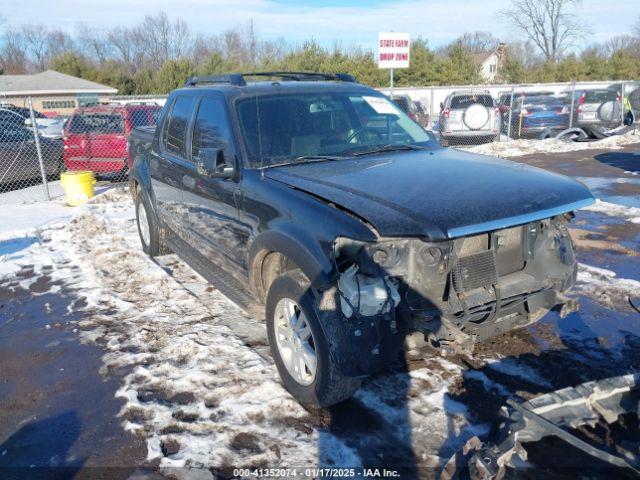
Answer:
xmin=472 ymin=43 xmax=507 ymax=83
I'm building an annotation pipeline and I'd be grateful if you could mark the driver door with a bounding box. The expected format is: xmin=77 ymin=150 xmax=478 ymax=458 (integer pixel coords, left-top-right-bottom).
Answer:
xmin=180 ymin=94 xmax=247 ymax=273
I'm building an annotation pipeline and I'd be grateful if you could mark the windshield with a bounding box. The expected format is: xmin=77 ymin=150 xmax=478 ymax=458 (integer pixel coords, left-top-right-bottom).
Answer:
xmin=236 ymin=92 xmax=436 ymax=168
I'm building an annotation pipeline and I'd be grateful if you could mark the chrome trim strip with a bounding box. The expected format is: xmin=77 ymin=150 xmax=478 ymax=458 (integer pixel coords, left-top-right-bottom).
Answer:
xmin=447 ymin=197 xmax=595 ymax=239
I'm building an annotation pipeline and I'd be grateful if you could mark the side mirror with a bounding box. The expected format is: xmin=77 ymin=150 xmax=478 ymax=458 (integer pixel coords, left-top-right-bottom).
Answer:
xmin=439 ymin=102 xmax=444 ymax=111
xmin=197 ymin=147 xmax=235 ymax=179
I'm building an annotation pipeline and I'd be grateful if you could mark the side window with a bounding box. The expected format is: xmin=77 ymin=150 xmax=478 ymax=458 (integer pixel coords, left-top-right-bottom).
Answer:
xmin=163 ymin=96 xmax=194 ymax=157
xmin=191 ymin=97 xmax=233 ymax=160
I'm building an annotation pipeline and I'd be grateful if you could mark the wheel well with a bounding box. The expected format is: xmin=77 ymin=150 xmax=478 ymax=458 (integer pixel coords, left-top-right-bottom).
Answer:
xmin=252 ymin=251 xmax=300 ymax=303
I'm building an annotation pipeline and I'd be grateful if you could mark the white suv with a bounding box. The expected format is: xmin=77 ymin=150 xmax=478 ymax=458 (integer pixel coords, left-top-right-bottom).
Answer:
xmin=438 ymin=91 xmax=500 ymax=145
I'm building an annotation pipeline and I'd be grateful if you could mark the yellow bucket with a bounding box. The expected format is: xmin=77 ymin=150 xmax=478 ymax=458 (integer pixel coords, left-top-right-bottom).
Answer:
xmin=60 ymin=171 xmax=96 ymax=206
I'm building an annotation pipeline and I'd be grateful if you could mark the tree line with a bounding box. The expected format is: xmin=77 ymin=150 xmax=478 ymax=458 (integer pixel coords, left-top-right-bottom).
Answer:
xmin=0 ymin=10 xmax=639 ymax=95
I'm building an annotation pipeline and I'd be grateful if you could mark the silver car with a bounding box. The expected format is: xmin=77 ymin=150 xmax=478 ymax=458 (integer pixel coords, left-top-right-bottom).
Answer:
xmin=575 ymin=89 xmax=622 ymax=128
xmin=438 ymin=90 xmax=500 ymax=145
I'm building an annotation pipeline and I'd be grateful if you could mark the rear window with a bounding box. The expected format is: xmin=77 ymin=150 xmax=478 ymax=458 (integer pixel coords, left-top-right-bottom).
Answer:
xmin=500 ymin=92 xmax=556 ymax=105
xmin=521 ymin=96 xmax=565 ymax=106
xmin=450 ymin=95 xmax=494 ymax=109
xmin=584 ymin=90 xmax=618 ymax=103
xmin=69 ymin=114 xmax=124 ymax=134
xmin=163 ymin=96 xmax=195 ymax=157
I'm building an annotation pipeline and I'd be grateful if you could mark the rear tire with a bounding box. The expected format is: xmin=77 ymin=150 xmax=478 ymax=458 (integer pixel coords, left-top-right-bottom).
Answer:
xmin=135 ymin=192 xmax=168 ymax=257
xmin=266 ymin=270 xmax=361 ymax=408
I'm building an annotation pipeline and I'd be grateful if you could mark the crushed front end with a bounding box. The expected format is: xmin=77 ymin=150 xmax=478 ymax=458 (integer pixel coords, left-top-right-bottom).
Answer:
xmin=333 ymin=214 xmax=578 ymax=355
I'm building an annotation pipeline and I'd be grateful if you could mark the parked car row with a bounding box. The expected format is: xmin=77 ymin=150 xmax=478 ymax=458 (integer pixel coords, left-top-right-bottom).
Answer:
xmin=427 ymin=84 xmax=639 ymax=144
xmin=0 ymin=101 xmax=162 ymax=188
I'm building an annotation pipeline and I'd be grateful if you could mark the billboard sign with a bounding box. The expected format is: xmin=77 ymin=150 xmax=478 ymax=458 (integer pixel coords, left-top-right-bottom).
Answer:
xmin=378 ymin=32 xmax=410 ymax=69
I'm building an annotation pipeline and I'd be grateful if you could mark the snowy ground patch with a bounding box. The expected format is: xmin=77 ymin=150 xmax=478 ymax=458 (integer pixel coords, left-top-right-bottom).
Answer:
xmin=0 ymin=186 xmax=478 ymax=474
xmin=460 ymin=129 xmax=640 ymax=158
xmin=576 ymin=263 xmax=640 ymax=311
xmin=581 ymin=198 xmax=640 ymax=224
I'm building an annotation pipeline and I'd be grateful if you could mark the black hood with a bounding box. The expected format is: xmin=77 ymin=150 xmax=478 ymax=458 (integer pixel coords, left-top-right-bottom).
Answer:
xmin=264 ymin=148 xmax=594 ymax=240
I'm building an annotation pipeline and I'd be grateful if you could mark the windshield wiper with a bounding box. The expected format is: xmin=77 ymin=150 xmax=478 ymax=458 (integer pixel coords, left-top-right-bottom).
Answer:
xmin=259 ymin=155 xmax=345 ymax=169
xmin=351 ymin=144 xmax=429 ymax=157
xmin=292 ymin=155 xmax=345 ymax=162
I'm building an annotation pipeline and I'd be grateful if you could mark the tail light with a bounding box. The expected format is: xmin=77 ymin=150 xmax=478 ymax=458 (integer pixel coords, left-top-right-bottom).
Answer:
xmin=409 ymin=112 xmax=418 ymax=122
xmin=577 ymin=93 xmax=585 ymax=114
xmin=556 ymin=106 xmax=568 ymax=114
xmin=520 ymin=108 xmax=530 ymax=116
xmin=443 ymin=108 xmax=450 ymax=119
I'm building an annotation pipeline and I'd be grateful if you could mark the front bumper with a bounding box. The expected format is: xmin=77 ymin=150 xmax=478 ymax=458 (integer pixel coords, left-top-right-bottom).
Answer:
xmin=335 ymin=216 xmax=578 ymax=349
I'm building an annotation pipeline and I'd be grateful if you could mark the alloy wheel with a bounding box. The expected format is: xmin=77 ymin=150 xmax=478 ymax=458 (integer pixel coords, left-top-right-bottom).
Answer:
xmin=274 ymin=298 xmax=317 ymax=386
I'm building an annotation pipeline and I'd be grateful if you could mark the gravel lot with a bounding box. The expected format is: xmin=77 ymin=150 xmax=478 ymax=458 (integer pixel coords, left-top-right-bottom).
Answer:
xmin=0 ymin=143 xmax=638 ymax=479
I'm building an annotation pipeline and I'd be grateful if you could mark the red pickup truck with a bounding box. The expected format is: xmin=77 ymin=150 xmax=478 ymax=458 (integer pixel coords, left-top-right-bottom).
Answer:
xmin=63 ymin=103 xmax=161 ymax=175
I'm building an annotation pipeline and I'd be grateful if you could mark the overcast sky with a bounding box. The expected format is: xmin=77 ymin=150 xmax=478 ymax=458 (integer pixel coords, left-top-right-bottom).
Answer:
xmin=3 ymin=0 xmax=639 ymax=49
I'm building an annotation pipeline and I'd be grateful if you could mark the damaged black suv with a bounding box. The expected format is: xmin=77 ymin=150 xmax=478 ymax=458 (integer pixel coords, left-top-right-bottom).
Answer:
xmin=129 ymin=72 xmax=594 ymax=407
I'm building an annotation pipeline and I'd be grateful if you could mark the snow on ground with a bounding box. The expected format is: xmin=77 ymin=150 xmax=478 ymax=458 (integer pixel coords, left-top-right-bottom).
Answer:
xmin=576 ymin=263 xmax=640 ymax=311
xmin=581 ymin=198 xmax=640 ymax=224
xmin=460 ymin=129 xmax=640 ymax=158
xmin=0 ymin=180 xmax=64 ymax=205
xmin=0 ymin=187 xmax=480 ymax=474
xmin=0 ymin=183 xmax=117 ymax=238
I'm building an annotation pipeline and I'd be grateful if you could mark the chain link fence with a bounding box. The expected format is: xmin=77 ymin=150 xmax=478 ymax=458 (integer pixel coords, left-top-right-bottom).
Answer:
xmin=0 ymin=95 xmax=165 ymax=205
xmin=388 ymin=80 xmax=640 ymax=148
xmin=0 ymin=98 xmax=63 ymax=204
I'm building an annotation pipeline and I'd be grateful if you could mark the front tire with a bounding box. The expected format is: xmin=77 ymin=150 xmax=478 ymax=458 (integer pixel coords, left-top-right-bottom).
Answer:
xmin=266 ymin=271 xmax=361 ymax=408
xmin=135 ymin=193 xmax=167 ymax=257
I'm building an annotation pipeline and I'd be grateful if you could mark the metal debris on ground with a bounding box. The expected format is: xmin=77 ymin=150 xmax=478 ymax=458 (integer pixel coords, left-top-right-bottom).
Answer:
xmin=441 ymin=373 xmax=640 ymax=479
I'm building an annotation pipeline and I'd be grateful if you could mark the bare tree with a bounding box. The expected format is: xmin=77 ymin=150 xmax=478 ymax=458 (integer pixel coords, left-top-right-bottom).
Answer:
xmin=134 ymin=12 xmax=191 ymax=69
xmin=76 ymin=24 xmax=111 ymax=64
xmin=0 ymin=28 xmax=29 ymax=73
xmin=504 ymin=39 xmax=542 ymax=68
xmin=455 ymin=31 xmax=501 ymax=53
xmin=634 ymin=15 xmax=640 ymax=37
xmin=502 ymin=0 xmax=584 ymax=62
xmin=107 ymin=26 xmax=142 ymax=73
xmin=598 ymin=35 xmax=640 ymax=57
xmin=46 ymin=29 xmax=75 ymax=60
xmin=20 ymin=25 xmax=50 ymax=71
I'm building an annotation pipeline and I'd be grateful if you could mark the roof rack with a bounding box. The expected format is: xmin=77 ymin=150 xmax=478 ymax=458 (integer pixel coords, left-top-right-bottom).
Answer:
xmin=184 ymin=71 xmax=357 ymax=87
xmin=242 ymin=72 xmax=357 ymax=83
xmin=184 ymin=74 xmax=247 ymax=87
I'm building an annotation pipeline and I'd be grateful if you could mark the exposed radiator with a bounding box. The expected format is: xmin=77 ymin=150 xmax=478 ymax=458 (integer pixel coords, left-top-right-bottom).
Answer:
xmin=452 ymin=250 xmax=498 ymax=293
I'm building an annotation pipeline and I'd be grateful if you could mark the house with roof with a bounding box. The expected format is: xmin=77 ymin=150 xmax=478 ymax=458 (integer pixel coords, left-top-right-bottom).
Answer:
xmin=0 ymin=70 xmax=117 ymax=116
xmin=472 ymin=43 xmax=507 ymax=83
